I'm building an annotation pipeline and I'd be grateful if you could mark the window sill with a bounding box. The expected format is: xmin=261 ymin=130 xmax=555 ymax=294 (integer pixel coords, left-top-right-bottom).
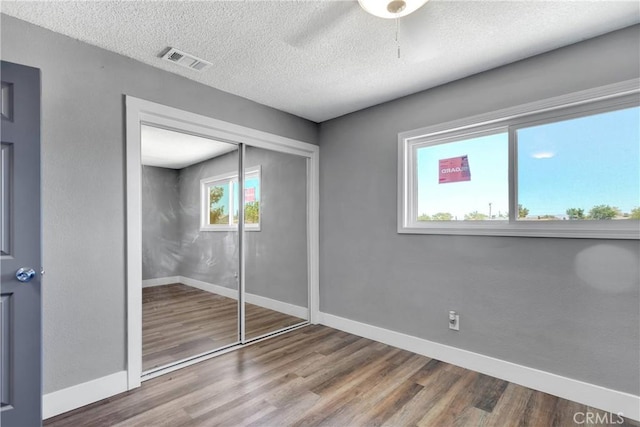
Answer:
xmin=398 ymin=221 xmax=639 ymax=239
xmin=200 ymin=225 xmax=261 ymax=232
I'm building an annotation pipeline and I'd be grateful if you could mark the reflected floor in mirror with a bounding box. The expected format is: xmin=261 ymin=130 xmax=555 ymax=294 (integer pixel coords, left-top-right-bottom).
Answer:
xmin=143 ymin=284 xmax=305 ymax=371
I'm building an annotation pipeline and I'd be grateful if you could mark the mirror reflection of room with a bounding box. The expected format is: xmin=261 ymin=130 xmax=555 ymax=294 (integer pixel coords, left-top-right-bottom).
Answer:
xmin=140 ymin=125 xmax=308 ymax=372
xmin=243 ymin=146 xmax=309 ymax=340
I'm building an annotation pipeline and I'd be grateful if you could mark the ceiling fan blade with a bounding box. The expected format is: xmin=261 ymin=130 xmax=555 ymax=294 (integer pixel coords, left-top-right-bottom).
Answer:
xmin=399 ymin=3 xmax=446 ymax=63
xmin=286 ymin=1 xmax=361 ymax=49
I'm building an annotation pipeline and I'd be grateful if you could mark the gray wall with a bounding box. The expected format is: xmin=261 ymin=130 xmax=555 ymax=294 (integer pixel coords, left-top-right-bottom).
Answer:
xmin=142 ymin=146 xmax=308 ymax=307
xmin=2 ymin=9 xmax=638 ymax=401
xmin=0 ymin=14 xmax=318 ymax=394
xmin=141 ymin=166 xmax=181 ymax=280
xmin=319 ymin=25 xmax=640 ymax=395
xmin=176 ymin=150 xmax=240 ymax=290
xmin=244 ymin=147 xmax=308 ymax=307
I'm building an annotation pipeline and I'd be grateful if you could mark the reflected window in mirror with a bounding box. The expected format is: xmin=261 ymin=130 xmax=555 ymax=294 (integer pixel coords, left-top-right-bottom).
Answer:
xmin=200 ymin=166 xmax=261 ymax=231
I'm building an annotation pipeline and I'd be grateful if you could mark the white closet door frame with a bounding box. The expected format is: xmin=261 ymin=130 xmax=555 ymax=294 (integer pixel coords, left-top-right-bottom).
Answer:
xmin=124 ymin=96 xmax=320 ymax=390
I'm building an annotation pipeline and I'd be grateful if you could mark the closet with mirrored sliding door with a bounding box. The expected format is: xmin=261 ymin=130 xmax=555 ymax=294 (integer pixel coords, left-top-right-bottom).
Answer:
xmin=127 ymin=97 xmax=317 ymax=382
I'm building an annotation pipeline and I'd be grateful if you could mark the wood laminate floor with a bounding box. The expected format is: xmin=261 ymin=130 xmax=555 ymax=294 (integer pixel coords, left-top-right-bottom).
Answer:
xmin=48 ymin=325 xmax=639 ymax=427
xmin=143 ymin=284 xmax=305 ymax=371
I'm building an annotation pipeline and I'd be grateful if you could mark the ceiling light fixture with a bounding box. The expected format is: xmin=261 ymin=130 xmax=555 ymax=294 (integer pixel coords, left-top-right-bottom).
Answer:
xmin=358 ymin=0 xmax=429 ymax=19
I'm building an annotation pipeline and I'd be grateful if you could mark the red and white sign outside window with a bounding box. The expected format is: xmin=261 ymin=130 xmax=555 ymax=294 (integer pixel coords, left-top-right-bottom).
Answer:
xmin=439 ymin=155 xmax=471 ymax=184
xmin=245 ymin=187 xmax=256 ymax=202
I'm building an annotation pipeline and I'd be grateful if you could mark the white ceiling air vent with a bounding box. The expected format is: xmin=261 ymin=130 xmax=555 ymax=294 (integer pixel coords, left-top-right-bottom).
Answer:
xmin=161 ymin=47 xmax=212 ymax=72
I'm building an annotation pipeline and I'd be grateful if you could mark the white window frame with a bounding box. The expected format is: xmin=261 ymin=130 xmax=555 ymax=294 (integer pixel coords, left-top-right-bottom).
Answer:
xmin=200 ymin=165 xmax=261 ymax=231
xmin=398 ymin=79 xmax=640 ymax=239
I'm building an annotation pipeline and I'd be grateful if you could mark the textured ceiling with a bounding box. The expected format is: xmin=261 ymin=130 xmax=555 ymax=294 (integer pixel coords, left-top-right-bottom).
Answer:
xmin=2 ymin=1 xmax=639 ymax=122
xmin=141 ymin=125 xmax=236 ymax=169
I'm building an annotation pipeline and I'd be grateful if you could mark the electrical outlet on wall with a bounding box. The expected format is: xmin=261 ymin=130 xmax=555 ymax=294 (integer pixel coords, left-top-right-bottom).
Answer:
xmin=449 ymin=310 xmax=460 ymax=331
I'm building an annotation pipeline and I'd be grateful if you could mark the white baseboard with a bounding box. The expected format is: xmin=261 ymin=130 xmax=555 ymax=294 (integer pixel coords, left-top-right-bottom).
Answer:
xmin=141 ymin=276 xmax=180 ymax=287
xmin=145 ymin=276 xmax=307 ymax=319
xmin=179 ymin=276 xmax=238 ymax=299
xmin=43 ymin=371 xmax=128 ymax=420
xmin=245 ymin=293 xmax=308 ymax=319
xmin=318 ymin=312 xmax=640 ymax=422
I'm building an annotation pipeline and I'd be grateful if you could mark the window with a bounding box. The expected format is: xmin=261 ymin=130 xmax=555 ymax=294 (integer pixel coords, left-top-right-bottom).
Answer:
xmin=516 ymin=108 xmax=639 ymax=222
xmin=201 ymin=166 xmax=261 ymax=231
xmin=415 ymin=130 xmax=509 ymax=222
xmin=399 ymin=84 xmax=639 ymax=239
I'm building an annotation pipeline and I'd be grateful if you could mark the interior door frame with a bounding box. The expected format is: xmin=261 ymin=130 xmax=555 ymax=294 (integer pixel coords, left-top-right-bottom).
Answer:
xmin=124 ymin=96 xmax=320 ymax=390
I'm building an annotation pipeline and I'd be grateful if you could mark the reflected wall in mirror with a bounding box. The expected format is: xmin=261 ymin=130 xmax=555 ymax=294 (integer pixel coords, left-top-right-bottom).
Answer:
xmin=244 ymin=147 xmax=309 ymax=340
xmin=141 ymin=125 xmax=240 ymax=371
xmin=140 ymin=126 xmax=311 ymax=372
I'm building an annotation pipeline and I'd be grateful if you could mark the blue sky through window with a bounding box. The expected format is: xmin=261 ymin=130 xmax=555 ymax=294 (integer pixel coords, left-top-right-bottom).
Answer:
xmin=209 ymin=182 xmax=229 ymax=216
xmin=417 ymin=133 xmax=509 ymax=220
xmin=233 ymin=176 xmax=260 ymax=216
xmin=517 ymin=106 xmax=639 ymax=217
xmin=210 ymin=177 xmax=260 ymax=216
xmin=416 ymin=106 xmax=640 ymax=220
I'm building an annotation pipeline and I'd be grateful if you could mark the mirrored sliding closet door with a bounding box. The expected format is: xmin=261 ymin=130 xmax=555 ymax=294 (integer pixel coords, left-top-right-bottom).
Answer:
xmin=242 ymin=146 xmax=309 ymax=340
xmin=141 ymin=125 xmax=240 ymax=372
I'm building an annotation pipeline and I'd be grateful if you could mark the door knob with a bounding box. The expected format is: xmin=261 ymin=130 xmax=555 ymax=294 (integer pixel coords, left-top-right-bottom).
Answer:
xmin=16 ymin=267 xmax=36 ymax=283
